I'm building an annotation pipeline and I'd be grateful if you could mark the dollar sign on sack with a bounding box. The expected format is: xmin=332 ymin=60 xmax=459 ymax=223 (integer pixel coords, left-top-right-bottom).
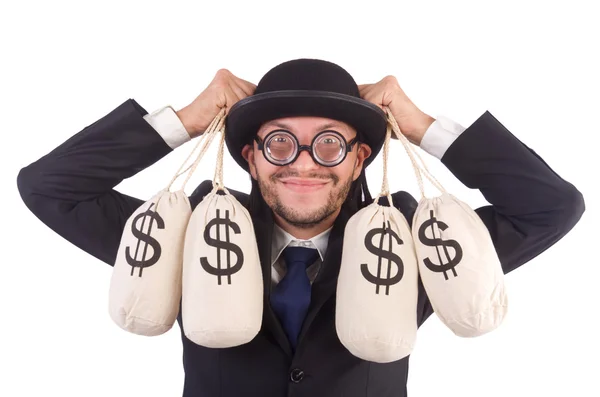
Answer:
xmin=418 ymin=210 xmax=463 ymax=280
xmin=126 ymin=202 xmax=164 ymax=277
xmin=360 ymin=220 xmax=405 ymax=295
xmin=200 ymin=209 xmax=244 ymax=285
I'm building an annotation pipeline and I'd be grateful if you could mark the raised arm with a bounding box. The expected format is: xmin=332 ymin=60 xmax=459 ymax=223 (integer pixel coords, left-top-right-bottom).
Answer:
xmin=17 ymin=98 xmax=180 ymax=266
xmin=16 ymin=69 xmax=257 ymax=267
xmin=414 ymin=111 xmax=585 ymax=325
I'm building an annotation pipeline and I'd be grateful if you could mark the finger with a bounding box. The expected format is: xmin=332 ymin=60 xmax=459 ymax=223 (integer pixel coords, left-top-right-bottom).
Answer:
xmin=223 ymin=86 xmax=240 ymax=114
xmin=235 ymin=76 xmax=257 ymax=96
xmin=229 ymin=81 xmax=249 ymax=102
xmin=358 ymin=85 xmax=373 ymax=98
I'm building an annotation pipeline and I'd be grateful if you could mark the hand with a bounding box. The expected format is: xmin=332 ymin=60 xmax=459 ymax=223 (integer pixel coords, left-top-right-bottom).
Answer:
xmin=358 ymin=76 xmax=435 ymax=145
xmin=176 ymin=69 xmax=256 ymax=138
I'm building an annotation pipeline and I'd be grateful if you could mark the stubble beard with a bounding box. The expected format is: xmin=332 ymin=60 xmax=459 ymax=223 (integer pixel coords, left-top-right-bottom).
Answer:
xmin=256 ymin=169 xmax=354 ymax=229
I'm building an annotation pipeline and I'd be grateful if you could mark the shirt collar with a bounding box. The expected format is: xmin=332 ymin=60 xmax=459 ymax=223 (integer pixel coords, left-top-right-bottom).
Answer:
xmin=270 ymin=223 xmax=332 ymax=266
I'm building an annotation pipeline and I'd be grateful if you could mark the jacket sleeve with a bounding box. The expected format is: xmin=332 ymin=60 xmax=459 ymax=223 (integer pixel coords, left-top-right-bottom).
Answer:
xmin=416 ymin=110 xmax=586 ymax=326
xmin=16 ymin=98 xmax=177 ymax=266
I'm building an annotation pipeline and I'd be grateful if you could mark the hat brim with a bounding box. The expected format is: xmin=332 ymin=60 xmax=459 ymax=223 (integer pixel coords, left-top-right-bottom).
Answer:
xmin=224 ymin=90 xmax=387 ymax=172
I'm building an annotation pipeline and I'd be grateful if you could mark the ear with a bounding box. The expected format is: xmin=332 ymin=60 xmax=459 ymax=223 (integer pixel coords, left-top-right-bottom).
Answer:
xmin=241 ymin=143 xmax=258 ymax=180
xmin=352 ymin=143 xmax=372 ymax=181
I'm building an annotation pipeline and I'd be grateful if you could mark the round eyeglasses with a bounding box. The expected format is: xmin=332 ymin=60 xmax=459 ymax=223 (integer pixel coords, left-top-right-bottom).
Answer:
xmin=254 ymin=130 xmax=359 ymax=167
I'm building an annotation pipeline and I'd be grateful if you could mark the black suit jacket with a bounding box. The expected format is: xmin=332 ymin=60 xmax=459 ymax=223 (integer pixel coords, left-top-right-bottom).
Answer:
xmin=17 ymin=99 xmax=585 ymax=397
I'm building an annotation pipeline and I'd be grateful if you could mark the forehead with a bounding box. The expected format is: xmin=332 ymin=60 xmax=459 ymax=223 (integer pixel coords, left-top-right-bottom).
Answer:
xmin=257 ymin=116 xmax=355 ymax=136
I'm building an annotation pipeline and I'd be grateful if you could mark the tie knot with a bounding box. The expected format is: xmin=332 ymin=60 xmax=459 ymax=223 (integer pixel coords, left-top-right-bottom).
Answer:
xmin=283 ymin=246 xmax=319 ymax=269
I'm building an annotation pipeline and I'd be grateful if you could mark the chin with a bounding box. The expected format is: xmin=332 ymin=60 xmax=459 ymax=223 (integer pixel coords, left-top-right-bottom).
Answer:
xmin=285 ymin=194 xmax=329 ymax=213
xmin=283 ymin=197 xmax=323 ymax=211
xmin=277 ymin=203 xmax=335 ymax=228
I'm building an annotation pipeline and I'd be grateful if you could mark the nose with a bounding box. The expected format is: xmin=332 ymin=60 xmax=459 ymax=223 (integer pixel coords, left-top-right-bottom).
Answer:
xmin=289 ymin=148 xmax=319 ymax=172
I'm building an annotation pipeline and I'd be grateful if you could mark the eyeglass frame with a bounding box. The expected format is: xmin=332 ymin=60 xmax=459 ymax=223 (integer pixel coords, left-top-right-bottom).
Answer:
xmin=253 ymin=129 xmax=360 ymax=167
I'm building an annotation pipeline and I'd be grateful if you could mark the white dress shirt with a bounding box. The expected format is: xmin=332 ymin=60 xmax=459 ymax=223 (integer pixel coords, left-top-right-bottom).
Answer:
xmin=269 ymin=224 xmax=331 ymax=289
xmin=142 ymin=105 xmax=467 ymax=287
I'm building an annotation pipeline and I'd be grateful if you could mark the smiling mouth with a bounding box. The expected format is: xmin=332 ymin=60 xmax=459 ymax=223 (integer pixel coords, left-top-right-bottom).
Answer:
xmin=279 ymin=178 xmax=329 ymax=192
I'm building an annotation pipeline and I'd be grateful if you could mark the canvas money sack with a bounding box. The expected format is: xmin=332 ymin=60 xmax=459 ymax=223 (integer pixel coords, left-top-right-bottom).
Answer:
xmin=386 ymin=108 xmax=508 ymax=337
xmin=182 ymin=113 xmax=263 ymax=348
xmin=108 ymin=109 xmax=228 ymax=336
xmin=336 ymin=117 xmax=420 ymax=364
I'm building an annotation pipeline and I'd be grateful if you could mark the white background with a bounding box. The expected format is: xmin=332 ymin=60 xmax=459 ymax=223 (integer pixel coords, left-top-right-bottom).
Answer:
xmin=2 ymin=0 xmax=597 ymax=396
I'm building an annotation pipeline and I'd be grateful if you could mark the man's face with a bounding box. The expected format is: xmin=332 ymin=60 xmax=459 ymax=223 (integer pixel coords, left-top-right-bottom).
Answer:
xmin=241 ymin=116 xmax=372 ymax=229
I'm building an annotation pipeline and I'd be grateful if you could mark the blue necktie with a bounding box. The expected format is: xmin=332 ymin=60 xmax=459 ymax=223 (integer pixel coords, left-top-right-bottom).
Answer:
xmin=270 ymin=246 xmax=319 ymax=351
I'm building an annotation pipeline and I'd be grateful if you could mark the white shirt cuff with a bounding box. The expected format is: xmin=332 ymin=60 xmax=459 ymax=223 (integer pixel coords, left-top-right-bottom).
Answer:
xmin=419 ymin=115 xmax=467 ymax=160
xmin=143 ymin=105 xmax=191 ymax=149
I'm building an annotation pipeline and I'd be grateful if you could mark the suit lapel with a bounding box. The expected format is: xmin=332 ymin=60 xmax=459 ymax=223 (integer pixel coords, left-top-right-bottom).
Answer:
xmin=296 ymin=205 xmax=352 ymax=347
xmin=252 ymin=205 xmax=294 ymax=357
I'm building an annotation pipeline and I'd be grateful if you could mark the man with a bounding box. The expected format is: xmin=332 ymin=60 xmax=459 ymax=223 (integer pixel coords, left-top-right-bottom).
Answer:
xmin=17 ymin=59 xmax=585 ymax=396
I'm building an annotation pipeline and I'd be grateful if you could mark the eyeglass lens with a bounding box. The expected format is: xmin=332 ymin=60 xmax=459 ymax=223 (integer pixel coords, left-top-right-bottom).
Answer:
xmin=265 ymin=131 xmax=345 ymax=165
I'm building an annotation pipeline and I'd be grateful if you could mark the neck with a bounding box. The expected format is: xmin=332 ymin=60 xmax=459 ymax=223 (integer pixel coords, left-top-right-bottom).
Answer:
xmin=272 ymin=208 xmax=340 ymax=239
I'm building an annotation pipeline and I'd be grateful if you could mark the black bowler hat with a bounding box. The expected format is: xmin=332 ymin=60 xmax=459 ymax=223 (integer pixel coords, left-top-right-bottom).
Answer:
xmin=224 ymin=58 xmax=387 ymax=172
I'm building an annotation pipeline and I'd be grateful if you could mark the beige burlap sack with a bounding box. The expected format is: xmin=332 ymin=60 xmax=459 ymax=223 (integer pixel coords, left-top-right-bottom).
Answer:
xmin=386 ymin=108 xmax=508 ymax=337
xmin=182 ymin=122 xmax=263 ymax=348
xmin=336 ymin=120 xmax=419 ymax=363
xmin=109 ymin=109 xmax=226 ymax=336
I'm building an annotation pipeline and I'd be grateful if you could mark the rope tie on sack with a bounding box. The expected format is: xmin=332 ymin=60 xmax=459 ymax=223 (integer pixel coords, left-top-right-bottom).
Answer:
xmin=383 ymin=107 xmax=447 ymax=200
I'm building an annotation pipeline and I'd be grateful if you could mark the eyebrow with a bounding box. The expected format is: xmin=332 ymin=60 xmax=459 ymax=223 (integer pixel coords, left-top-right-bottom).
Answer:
xmin=260 ymin=120 xmax=347 ymax=133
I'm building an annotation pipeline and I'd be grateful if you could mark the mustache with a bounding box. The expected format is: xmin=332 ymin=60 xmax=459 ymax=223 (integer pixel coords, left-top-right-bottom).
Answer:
xmin=271 ymin=171 xmax=339 ymax=184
